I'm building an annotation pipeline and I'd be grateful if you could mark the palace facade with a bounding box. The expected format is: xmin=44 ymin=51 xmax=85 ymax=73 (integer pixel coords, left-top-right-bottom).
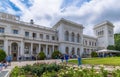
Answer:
xmin=0 ymin=12 xmax=114 ymax=60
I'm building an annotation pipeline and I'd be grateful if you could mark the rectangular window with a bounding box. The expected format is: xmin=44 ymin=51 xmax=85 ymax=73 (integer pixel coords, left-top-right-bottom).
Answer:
xmin=46 ymin=35 xmax=49 ymax=40
xmin=24 ymin=46 xmax=29 ymax=54
xmin=95 ymin=42 xmax=96 ymax=46
xmin=92 ymin=42 xmax=94 ymax=46
xmin=25 ymin=32 xmax=29 ymax=37
xmin=0 ymin=40 xmax=4 ymax=50
xmin=85 ymin=40 xmax=87 ymax=45
xmin=0 ymin=27 xmax=4 ymax=33
xmin=89 ymin=41 xmax=91 ymax=46
xmin=33 ymin=33 xmax=36 ymax=38
xmin=52 ymin=36 xmax=55 ymax=40
xmin=13 ymin=30 xmax=18 ymax=34
xmin=40 ymin=34 xmax=43 ymax=39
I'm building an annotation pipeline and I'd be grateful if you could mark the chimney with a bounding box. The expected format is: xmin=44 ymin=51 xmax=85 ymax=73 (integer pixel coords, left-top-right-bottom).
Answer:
xmin=30 ymin=19 xmax=34 ymax=24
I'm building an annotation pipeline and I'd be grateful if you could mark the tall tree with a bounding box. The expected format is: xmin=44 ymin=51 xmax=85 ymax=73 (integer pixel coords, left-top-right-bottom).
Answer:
xmin=107 ymin=33 xmax=120 ymax=51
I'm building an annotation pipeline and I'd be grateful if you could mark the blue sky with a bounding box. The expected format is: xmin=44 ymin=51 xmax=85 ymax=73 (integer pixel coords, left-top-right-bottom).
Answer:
xmin=0 ymin=0 xmax=120 ymax=35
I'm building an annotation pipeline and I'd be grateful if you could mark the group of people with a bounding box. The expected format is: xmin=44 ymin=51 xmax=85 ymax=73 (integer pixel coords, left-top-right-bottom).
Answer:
xmin=0 ymin=55 xmax=12 ymax=71
xmin=60 ymin=54 xmax=69 ymax=63
xmin=60 ymin=54 xmax=82 ymax=66
xmin=0 ymin=54 xmax=82 ymax=72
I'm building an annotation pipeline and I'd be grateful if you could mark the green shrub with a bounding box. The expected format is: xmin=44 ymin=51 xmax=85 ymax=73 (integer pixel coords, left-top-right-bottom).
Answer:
xmin=42 ymin=71 xmax=57 ymax=77
xmin=107 ymin=45 xmax=115 ymax=50
xmin=0 ymin=49 xmax=6 ymax=62
xmin=10 ymin=66 xmax=21 ymax=77
xmin=11 ymin=63 xmax=120 ymax=77
xmin=91 ymin=51 xmax=98 ymax=57
xmin=37 ymin=51 xmax=46 ymax=60
xmin=11 ymin=63 xmax=63 ymax=77
xmin=52 ymin=50 xmax=61 ymax=59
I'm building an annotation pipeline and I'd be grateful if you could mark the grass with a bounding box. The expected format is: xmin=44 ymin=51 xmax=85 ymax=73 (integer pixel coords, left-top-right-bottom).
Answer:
xmin=69 ymin=57 xmax=120 ymax=66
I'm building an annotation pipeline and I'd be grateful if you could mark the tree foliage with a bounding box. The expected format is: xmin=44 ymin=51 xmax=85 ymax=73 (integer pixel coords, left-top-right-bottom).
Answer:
xmin=91 ymin=51 xmax=98 ymax=57
xmin=0 ymin=49 xmax=6 ymax=62
xmin=52 ymin=50 xmax=61 ymax=59
xmin=107 ymin=45 xmax=115 ymax=50
xmin=37 ymin=51 xmax=46 ymax=60
xmin=114 ymin=33 xmax=120 ymax=51
xmin=107 ymin=33 xmax=120 ymax=51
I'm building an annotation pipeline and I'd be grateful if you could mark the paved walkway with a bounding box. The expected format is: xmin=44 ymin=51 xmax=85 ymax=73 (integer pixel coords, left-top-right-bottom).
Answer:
xmin=1 ymin=59 xmax=120 ymax=77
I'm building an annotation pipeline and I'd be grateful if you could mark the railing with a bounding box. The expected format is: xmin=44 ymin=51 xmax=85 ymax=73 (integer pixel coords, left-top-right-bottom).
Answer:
xmin=0 ymin=17 xmax=55 ymax=31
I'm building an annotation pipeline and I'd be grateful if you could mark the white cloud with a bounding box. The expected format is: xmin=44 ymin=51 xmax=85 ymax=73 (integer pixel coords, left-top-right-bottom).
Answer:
xmin=19 ymin=0 xmax=63 ymax=27
xmin=58 ymin=0 xmax=120 ymax=34
xmin=1 ymin=0 xmax=120 ymax=35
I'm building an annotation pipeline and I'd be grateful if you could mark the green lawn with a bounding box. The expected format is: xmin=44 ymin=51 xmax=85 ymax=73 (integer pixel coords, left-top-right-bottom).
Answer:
xmin=69 ymin=57 xmax=120 ymax=66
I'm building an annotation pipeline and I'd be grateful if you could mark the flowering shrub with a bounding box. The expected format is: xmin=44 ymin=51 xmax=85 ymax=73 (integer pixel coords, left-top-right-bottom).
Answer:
xmin=10 ymin=63 xmax=120 ymax=77
xmin=42 ymin=66 xmax=120 ymax=77
xmin=10 ymin=63 xmax=63 ymax=77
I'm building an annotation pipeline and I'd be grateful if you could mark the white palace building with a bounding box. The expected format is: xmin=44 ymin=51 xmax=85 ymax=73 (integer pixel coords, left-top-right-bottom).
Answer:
xmin=0 ymin=12 xmax=114 ymax=60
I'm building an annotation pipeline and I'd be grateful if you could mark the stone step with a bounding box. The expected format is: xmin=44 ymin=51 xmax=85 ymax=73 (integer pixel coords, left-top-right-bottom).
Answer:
xmin=0 ymin=71 xmax=9 ymax=77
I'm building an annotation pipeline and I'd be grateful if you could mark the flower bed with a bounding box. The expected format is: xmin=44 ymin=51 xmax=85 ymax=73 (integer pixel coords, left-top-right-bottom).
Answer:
xmin=10 ymin=63 xmax=120 ymax=77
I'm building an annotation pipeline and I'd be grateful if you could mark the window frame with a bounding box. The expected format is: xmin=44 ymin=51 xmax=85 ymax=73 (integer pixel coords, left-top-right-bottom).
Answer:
xmin=25 ymin=31 xmax=29 ymax=37
xmin=0 ymin=27 xmax=4 ymax=33
xmin=13 ymin=29 xmax=19 ymax=34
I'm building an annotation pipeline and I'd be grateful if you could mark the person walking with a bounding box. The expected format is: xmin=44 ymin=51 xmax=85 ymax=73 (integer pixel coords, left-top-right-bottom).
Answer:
xmin=0 ymin=62 xmax=3 ymax=72
xmin=78 ymin=55 xmax=82 ymax=66
xmin=65 ymin=54 xmax=69 ymax=63
xmin=6 ymin=55 xmax=12 ymax=66
xmin=19 ymin=55 xmax=22 ymax=62
xmin=60 ymin=54 xmax=64 ymax=62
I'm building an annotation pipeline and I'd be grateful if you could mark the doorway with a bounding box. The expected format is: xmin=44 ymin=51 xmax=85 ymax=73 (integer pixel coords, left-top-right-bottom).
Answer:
xmin=11 ymin=43 xmax=18 ymax=61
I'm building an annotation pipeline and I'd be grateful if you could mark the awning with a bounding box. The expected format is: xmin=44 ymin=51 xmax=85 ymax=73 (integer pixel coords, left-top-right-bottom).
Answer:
xmin=96 ymin=49 xmax=120 ymax=53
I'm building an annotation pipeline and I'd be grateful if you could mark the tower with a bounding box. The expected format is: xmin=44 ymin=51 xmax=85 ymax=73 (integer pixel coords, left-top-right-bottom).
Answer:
xmin=93 ymin=21 xmax=114 ymax=50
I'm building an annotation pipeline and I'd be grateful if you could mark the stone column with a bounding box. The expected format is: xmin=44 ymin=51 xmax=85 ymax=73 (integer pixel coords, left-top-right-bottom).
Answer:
xmin=9 ymin=42 xmax=11 ymax=55
xmin=20 ymin=41 xmax=24 ymax=56
xmin=52 ymin=45 xmax=54 ymax=52
xmin=31 ymin=43 xmax=33 ymax=55
xmin=39 ymin=44 xmax=41 ymax=53
xmin=4 ymin=40 xmax=8 ymax=55
xmin=46 ymin=45 xmax=48 ymax=57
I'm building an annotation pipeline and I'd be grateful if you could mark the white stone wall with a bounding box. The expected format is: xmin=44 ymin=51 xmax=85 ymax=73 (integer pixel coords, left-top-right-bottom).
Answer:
xmin=0 ymin=13 xmax=115 ymax=59
xmin=94 ymin=22 xmax=114 ymax=49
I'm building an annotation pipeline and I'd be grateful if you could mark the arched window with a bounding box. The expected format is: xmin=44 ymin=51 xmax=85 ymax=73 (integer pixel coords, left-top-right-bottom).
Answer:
xmin=47 ymin=47 xmax=50 ymax=55
xmin=72 ymin=47 xmax=75 ymax=55
xmin=0 ymin=40 xmax=4 ymax=50
xmin=85 ymin=40 xmax=87 ymax=45
xmin=77 ymin=48 xmax=80 ymax=56
xmin=65 ymin=47 xmax=69 ymax=54
xmin=84 ymin=48 xmax=86 ymax=54
xmin=77 ymin=34 xmax=80 ymax=43
xmin=71 ymin=32 xmax=75 ymax=42
xmin=41 ymin=47 xmax=43 ymax=51
xmin=65 ymin=31 xmax=69 ymax=41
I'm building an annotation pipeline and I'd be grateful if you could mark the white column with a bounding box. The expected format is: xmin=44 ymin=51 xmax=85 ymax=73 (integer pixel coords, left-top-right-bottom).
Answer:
xmin=4 ymin=40 xmax=8 ymax=55
xmin=31 ymin=43 xmax=33 ymax=55
xmin=50 ymin=46 xmax=52 ymax=56
xmin=46 ymin=45 xmax=48 ymax=57
xmin=76 ymin=47 xmax=78 ymax=55
xmin=20 ymin=41 xmax=24 ymax=56
xmin=10 ymin=42 xmax=11 ymax=55
xmin=80 ymin=46 xmax=82 ymax=57
xmin=52 ymin=45 xmax=54 ymax=52
xmin=39 ymin=44 xmax=41 ymax=53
